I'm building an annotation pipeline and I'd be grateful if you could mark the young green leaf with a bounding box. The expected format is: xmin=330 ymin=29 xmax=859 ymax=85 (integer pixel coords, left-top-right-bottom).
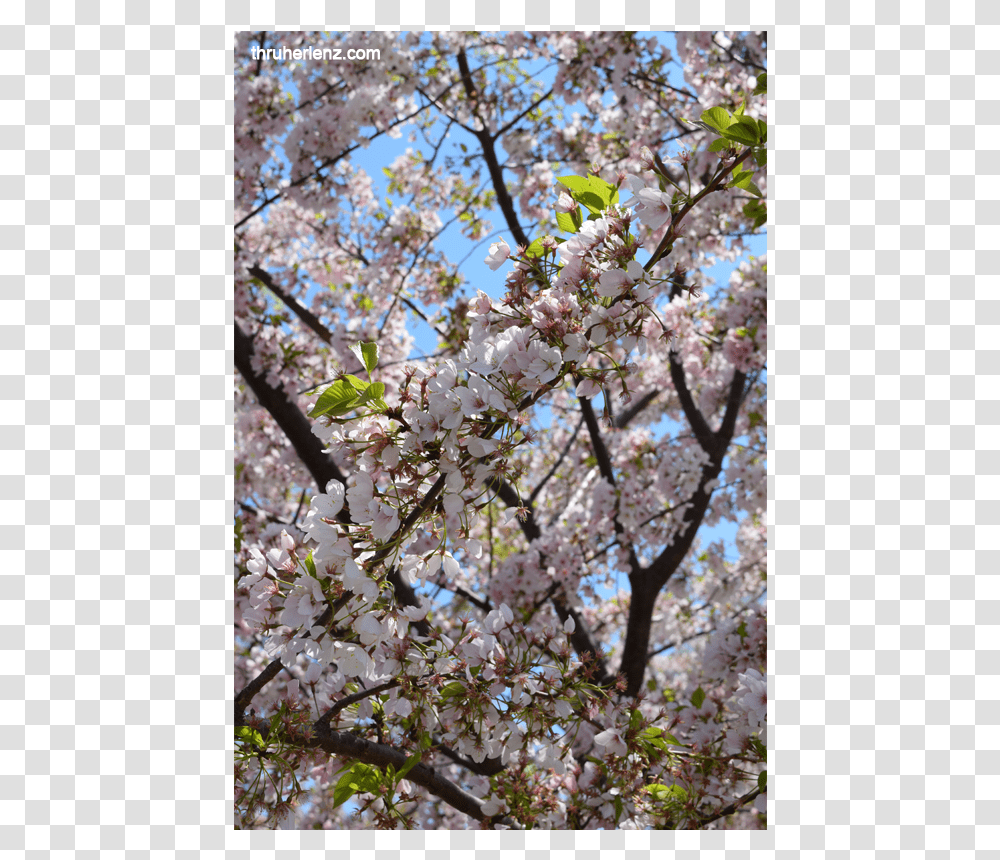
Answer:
xmin=309 ymin=379 xmax=362 ymax=419
xmin=333 ymin=762 xmax=383 ymax=809
xmin=556 ymin=173 xmax=619 ymax=214
xmin=356 ymin=381 xmax=388 ymax=412
xmin=698 ymin=106 xmax=734 ymax=133
xmin=525 ymin=236 xmax=550 ymax=258
xmin=691 ymin=686 xmax=706 ymax=709
xmin=556 ymin=209 xmax=579 ymax=235
xmin=236 ymin=725 xmax=266 ymax=750
xmin=439 ymin=680 xmax=465 ymax=699
xmin=646 ymin=783 xmax=688 ymax=802
xmin=344 ymin=374 xmax=369 ymax=392
xmin=720 ymin=121 xmax=759 ymax=147
xmin=351 ymin=341 xmax=380 ymax=377
xmin=396 ymin=750 xmax=423 ymax=781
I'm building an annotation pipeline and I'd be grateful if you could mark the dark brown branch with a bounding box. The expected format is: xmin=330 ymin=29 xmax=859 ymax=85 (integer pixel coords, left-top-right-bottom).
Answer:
xmin=247 ymin=264 xmax=334 ymax=345
xmin=235 ymin=658 xmax=284 ymax=727
xmin=579 ymin=397 xmax=617 ymax=488
xmin=486 ymin=474 xmax=614 ymax=688
xmin=492 ymin=87 xmax=556 ymax=141
xmin=617 ymin=367 xmax=749 ymax=697
xmin=643 ymin=146 xmax=754 ymax=275
xmin=433 ymin=739 xmax=505 ymax=777
xmin=668 ymin=354 xmax=718 ymax=457
xmin=309 ymin=723 xmax=521 ymax=828
xmin=235 ymin=320 xmax=430 ymax=636
xmin=579 ymin=398 xmax=643 ymax=578
xmin=235 ymin=320 xmax=347 ymax=494
xmin=316 ymin=680 xmax=399 ymax=730
xmin=235 ymin=604 xmax=335 ymax=725
xmin=613 ymin=388 xmax=660 ymax=429
xmin=235 ymin=102 xmax=430 ymax=230
xmin=692 ymin=784 xmax=763 ymax=828
xmin=527 ymin=416 xmax=584 ymax=505
xmin=456 ymin=47 xmax=530 ymax=249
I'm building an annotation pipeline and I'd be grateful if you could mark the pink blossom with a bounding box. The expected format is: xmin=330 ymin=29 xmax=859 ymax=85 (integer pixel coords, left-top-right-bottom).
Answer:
xmin=593 ymin=727 xmax=628 ymax=757
xmin=484 ymin=238 xmax=511 ymax=270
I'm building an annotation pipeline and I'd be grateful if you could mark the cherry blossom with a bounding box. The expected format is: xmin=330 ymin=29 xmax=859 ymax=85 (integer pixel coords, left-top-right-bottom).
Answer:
xmin=484 ymin=239 xmax=511 ymax=270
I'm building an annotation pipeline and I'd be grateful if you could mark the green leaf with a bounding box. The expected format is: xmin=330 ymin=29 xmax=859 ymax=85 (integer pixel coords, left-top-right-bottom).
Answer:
xmin=646 ymin=783 xmax=688 ymax=802
xmin=556 ymin=209 xmax=579 ymax=234
xmin=354 ymin=342 xmax=380 ymax=376
xmin=720 ymin=122 xmax=759 ymax=147
xmin=439 ymin=681 xmax=465 ymax=699
xmin=691 ymin=686 xmax=706 ymax=709
xmin=736 ymin=114 xmax=760 ymax=137
xmin=556 ymin=173 xmax=619 ymax=215
xmin=742 ymin=201 xmax=767 ymax=232
xmin=309 ymin=379 xmax=362 ymax=419
xmin=303 ymin=550 xmax=316 ymax=578
xmin=729 ymin=169 xmax=754 ymax=187
xmin=333 ymin=762 xmax=383 ymax=809
xmin=556 ymin=175 xmax=589 ymax=194
xmin=525 ymin=236 xmax=549 ymax=258
xmin=707 ymin=137 xmax=732 ymax=153
xmin=397 ymin=750 xmax=423 ymax=781
xmin=699 ymin=106 xmax=734 ymax=133
xmin=752 ymin=73 xmax=767 ymax=96
xmin=758 ymin=770 xmax=767 ymax=792
xmin=344 ymin=374 xmax=369 ymax=392
xmin=236 ymin=725 xmax=266 ymax=749
xmin=361 ymin=381 xmax=386 ymax=401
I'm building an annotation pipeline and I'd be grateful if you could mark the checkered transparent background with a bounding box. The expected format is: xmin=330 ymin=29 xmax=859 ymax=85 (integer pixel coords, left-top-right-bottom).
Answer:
xmin=1 ymin=0 xmax=996 ymax=854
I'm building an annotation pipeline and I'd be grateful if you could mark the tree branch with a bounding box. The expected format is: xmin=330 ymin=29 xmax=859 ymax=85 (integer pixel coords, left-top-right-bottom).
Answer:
xmin=456 ymin=47 xmax=530 ymax=249
xmin=613 ymin=388 xmax=660 ymax=429
xmin=235 ymin=322 xmax=430 ymax=630
xmin=579 ymin=397 xmax=643 ymax=579
xmin=308 ymin=723 xmax=522 ymax=828
xmin=527 ymin=415 xmax=584 ymax=505
xmin=247 ymin=264 xmax=335 ymax=345
xmin=668 ymin=353 xmax=718 ymax=457
xmin=486 ymin=473 xmax=615 ymax=688
xmin=235 ymin=320 xmax=347 ymax=494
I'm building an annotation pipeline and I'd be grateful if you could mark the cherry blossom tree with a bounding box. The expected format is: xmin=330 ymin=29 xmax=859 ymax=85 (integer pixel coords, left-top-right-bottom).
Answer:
xmin=233 ymin=30 xmax=767 ymax=830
